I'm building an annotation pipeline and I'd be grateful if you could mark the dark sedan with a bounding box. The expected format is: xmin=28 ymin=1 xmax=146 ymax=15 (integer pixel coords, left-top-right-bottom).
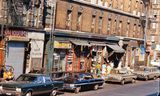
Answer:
xmin=58 ymin=72 xmax=104 ymax=93
xmin=0 ymin=73 xmax=64 ymax=96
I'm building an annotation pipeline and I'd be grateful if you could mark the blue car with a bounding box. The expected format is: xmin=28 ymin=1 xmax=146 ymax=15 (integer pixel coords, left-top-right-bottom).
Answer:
xmin=61 ymin=72 xmax=104 ymax=93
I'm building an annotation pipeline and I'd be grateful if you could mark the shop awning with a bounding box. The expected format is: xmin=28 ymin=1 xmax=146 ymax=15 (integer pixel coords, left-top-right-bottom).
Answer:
xmin=70 ymin=39 xmax=90 ymax=46
xmin=106 ymin=44 xmax=125 ymax=53
xmin=89 ymin=41 xmax=107 ymax=46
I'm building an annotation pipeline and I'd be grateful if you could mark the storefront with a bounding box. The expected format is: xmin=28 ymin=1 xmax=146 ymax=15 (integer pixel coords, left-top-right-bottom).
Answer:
xmin=0 ymin=39 xmax=4 ymax=66
xmin=54 ymin=38 xmax=72 ymax=72
xmin=27 ymin=32 xmax=45 ymax=73
xmin=70 ymin=39 xmax=91 ymax=72
xmin=4 ymin=30 xmax=29 ymax=78
xmin=106 ymin=43 xmax=125 ymax=68
xmin=0 ymin=25 xmax=4 ymax=66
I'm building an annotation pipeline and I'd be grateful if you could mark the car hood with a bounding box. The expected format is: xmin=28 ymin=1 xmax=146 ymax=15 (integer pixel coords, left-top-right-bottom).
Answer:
xmin=133 ymin=71 xmax=145 ymax=75
xmin=0 ymin=81 xmax=33 ymax=88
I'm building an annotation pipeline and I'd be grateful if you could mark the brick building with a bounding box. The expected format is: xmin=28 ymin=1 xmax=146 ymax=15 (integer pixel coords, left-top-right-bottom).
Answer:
xmin=0 ymin=0 xmax=45 ymax=77
xmin=147 ymin=0 xmax=160 ymax=66
xmin=44 ymin=0 xmax=149 ymax=73
xmin=0 ymin=0 xmax=157 ymax=76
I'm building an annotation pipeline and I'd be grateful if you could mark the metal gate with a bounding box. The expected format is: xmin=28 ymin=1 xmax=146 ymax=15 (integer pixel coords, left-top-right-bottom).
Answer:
xmin=5 ymin=42 xmax=25 ymax=78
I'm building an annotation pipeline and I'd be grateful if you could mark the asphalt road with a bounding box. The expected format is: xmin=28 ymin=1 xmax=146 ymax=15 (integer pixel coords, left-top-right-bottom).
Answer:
xmin=58 ymin=79 xmax=160 ymax=96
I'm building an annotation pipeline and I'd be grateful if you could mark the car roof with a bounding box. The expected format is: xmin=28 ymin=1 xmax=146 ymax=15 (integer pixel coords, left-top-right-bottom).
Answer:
xmin=20 ymin=73 xmax=47 ymax=77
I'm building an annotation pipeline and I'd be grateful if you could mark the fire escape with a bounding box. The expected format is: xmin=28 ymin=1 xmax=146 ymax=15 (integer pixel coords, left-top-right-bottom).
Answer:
xmin=6 ymin=0 xmax=24 ymax=26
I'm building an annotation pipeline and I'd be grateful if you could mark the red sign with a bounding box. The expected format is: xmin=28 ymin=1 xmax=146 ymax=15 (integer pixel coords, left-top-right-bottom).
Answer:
xmin=4 ymin=30 xmax=27 ymax=37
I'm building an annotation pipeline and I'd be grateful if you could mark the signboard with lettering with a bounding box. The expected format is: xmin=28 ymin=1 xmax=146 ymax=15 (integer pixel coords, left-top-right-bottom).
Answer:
xmin=31 ymin=40 xmax=44 ymax=58
xmin=4 ymin=30 xmax=28 ymax=41
xmin=54 ymin=41 xmax=71 ymax=49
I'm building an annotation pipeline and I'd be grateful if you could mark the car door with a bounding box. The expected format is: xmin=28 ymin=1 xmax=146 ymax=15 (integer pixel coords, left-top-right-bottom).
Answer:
xmin=33 ymin=76 xmax=46 ymax=95
xmin=84 ymin=73 xmax=95 ymax=88
xmin=43 ymin=76 xmax=53 ymax=94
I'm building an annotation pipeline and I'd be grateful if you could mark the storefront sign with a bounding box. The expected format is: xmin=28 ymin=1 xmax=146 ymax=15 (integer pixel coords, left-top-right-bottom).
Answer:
xmin=4 ymin=30 xmax=28 ymax=41
xmin=54 ymin=41 xmax=71 ymax=49
xmin=4 ymin=30 xmax=27 ymax=37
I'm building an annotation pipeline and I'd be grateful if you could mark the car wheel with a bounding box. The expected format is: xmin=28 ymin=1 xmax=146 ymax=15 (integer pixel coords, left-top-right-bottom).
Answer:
xmin=153 ymin=76 xmax=157 ymax=80
xmin=74 ymin=87 xmax=81 ymax=94
xmin=94 ymin=84 xmax=99 ymax=90
xmin=145 ymin=76 xmax=148 ymax=81
xmin=25 ymin=92 xmax=32 ymax=96
xmin=121 ymin=80 xmax=125 ymax=85
xmin=50 ymin=90 xmax=57 ymax=96
xmin=132 ymin=79 xmax=136 ymax=83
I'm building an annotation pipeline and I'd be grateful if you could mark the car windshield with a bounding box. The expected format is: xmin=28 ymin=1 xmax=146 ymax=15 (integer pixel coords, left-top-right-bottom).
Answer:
xmin=16 ymin=75 xmax=37 ymax=82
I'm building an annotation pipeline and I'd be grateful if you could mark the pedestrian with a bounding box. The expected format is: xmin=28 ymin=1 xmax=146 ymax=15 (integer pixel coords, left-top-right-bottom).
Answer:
xmin=106 ymin=61 xmax=112 ymax=76
xmin=101 ymin=63 xmax=107 ymax=79
xmin=96 ymin=62 xmax=101 ymax=77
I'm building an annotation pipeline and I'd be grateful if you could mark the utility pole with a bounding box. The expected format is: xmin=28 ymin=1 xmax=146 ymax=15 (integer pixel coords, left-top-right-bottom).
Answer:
xmin=46 ymin=0 xmax=57 ymax=76
xmin=142 ymin=0 xmax=150 ymax=66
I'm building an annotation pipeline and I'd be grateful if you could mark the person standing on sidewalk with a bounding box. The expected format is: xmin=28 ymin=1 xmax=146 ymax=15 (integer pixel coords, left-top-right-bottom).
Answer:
xmin=96 ymin=62 xmax=101 ymax=77
xmin=101 ymin=63 xmax=107 ymax=79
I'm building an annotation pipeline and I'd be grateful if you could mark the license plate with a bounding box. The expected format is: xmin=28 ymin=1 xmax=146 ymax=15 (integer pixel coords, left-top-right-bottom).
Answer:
xmin=6 ymin=93 xmax=12 ymax=95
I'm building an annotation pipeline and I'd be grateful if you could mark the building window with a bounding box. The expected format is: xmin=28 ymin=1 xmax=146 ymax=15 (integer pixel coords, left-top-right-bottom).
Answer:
xmin=66 ymin=10 xmax=72 ymax=29
xmin=133 ymin=24 xmax=137 ymax=37
xmin=126 ymin=22 xmax=130 ymax=37
xmin=107 ymin=18 xmax=111 ymax=35
xmin=91 ymin=15 xmax=96 ymax=32
xmin=128 ymin=0 xmax=132 ymax=12
xmin=98 ymin=16 xmax=103 ymax=33
xmin=119 ymin=21 xmax=122 ymax=35
xmin=77 ymin=12 xmax=82 ymax=31
xmin=109 ymin=0 xmax=112 ymax=7
xmin=138 ymin=25 xmax=141 ymax=38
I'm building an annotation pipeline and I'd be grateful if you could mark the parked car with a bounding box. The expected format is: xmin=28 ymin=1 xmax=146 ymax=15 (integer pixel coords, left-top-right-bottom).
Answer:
xmin=54 ymin=72 xmax=104 ymax=93
xmin=105 ymin=68 xmax=137 ymax=85
xmin=134 ymin=66 xmax=160 ymax=80
xmin=0 ymin=73 xmax=64 ymax=96
xmin=51 ymin=71 xmax=69 ymax=81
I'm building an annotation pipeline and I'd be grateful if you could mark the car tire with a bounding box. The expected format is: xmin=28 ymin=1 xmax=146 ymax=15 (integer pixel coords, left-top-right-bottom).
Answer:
xmin=94 ymin=84 xmax=99 ymax=90
xmin=121 ymin=80 xmax=125 ymax=85
xmin=153 ymin=76 xmax=157 ymax=80
xmin=145 ymin=76 xmax=148 ymax=81
xmin=74 ymin=87 xmax=81 ymax=94
xmin=50 ymin=90 xmax=57 ymax=96
xmin=25 ymin=92 xmax=32 ymax=96
xmin=132 ymin=79 xmax=136 ymax=83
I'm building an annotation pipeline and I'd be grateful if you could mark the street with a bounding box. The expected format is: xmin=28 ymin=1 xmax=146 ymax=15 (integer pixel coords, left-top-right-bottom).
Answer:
xmin=58 ymin=79 xmax=160 ymax=96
